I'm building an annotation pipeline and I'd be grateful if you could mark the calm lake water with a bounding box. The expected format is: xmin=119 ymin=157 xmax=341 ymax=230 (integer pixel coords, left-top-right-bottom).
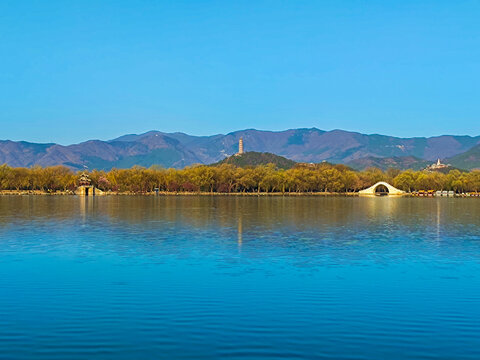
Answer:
xmin=1 ymin=196 xmax=480 ymax=359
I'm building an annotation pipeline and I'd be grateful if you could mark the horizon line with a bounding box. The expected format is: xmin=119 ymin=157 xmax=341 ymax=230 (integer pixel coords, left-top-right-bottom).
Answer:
xmin=2 ymin=127 xmax=480 ymax=146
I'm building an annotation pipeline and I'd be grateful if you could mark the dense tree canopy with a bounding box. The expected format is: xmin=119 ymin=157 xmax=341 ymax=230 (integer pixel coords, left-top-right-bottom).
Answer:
xmin=0 ymin=163 xmax=480 ymax=193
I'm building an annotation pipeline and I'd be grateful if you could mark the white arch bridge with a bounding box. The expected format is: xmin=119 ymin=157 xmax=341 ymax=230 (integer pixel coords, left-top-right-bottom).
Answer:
xmin=359 ymin=181 xmax=405 ymax=196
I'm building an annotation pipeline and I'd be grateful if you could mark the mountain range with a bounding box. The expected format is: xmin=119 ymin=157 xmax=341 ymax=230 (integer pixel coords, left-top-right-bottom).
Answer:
xmin=1 ymin=128 xmax=480 ymax=170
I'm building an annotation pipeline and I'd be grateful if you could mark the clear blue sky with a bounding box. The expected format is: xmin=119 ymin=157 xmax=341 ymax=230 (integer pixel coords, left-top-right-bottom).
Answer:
xmin=0 ymin=0 xmax=479 ymax=144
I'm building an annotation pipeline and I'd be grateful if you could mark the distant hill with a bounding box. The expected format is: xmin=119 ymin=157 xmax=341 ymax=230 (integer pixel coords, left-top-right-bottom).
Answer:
xmin=213 ymin=152 xmax=296 ymax=169
xmin=0 ymin=135 xmax=201 ymax=170
xmin=346 ymin=156 xmax=430 ymax=171
xmin=447 ymin=144 xmax=480 ymax=170
xmin=426 ymin=165 xmax=459 ymax=174
xmin=1 ymin=128 xmax=480 ymax=170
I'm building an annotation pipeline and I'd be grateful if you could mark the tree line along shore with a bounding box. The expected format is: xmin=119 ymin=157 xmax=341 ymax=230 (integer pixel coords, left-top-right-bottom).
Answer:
xmin=1 ymin=162 xmax=480 ymax=195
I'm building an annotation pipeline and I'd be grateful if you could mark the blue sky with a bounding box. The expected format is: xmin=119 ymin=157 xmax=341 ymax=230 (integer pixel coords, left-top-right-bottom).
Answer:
xmin=0 ymin=0 xmax=479 ymax=144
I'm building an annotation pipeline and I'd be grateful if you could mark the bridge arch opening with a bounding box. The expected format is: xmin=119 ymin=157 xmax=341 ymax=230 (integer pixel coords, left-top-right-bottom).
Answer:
xmin=375 ymin=184 xmax=389 ymax=195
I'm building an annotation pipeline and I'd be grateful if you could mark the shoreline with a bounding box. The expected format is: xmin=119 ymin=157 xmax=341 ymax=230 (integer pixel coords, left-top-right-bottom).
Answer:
xmin=0 ymin=190 xmax=359 ymax=196
xmin=0 ymin=190 xmax=477 ymax=197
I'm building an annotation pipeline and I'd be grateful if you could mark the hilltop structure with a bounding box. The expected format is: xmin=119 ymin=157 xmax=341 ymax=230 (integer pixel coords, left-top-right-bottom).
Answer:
xmin=425 ymin=159 xmax=450 ymax=171
xmin=235 ymin=137 xmax=244 ymax=156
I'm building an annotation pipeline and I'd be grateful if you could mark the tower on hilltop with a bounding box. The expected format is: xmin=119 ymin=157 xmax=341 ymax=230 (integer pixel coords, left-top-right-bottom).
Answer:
xmin=238 ymin=137 xmax=244 ymax=155
xmin=425 ymin=158 xmax=450 ymax=171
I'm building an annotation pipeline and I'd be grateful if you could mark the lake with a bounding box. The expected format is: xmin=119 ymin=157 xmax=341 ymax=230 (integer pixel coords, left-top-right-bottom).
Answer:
xmin=1 ymin=196 xmax=480 ymax=359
